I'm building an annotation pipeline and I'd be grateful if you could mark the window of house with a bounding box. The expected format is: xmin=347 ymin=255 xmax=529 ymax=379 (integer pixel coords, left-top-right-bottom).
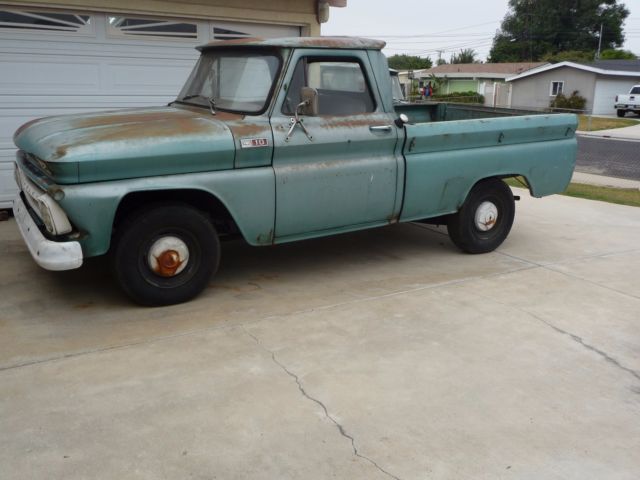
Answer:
xmin=107 ymin=16 xmax=197 ymax=39
xmin=550 ymin=81 xmax=564 ymax=96
xmin=0 ymin=9 xmax=92 ymax=34
xmin=283 ymin=58 xmax=376 ymax=116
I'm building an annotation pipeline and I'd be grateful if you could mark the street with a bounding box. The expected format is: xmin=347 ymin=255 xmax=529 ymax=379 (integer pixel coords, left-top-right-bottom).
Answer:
xmin=576 ymin=135 xmax=640 ymax=181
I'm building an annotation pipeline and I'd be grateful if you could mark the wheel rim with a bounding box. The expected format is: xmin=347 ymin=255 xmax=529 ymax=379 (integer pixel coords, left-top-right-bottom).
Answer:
xmin=474 ymin=201 xmax=499 ymax=232
xmin=147 ymin=236 xmax=190 ymax=277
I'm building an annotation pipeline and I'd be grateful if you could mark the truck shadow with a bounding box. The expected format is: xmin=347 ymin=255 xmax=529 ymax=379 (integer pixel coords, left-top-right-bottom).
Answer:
xmin=41 ymin=222 xmax=453 ymax=308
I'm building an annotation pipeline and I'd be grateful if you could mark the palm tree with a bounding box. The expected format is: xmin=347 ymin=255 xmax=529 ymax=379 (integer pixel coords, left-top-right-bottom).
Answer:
xmin=451 ymin=49 xmax=478 ymax=64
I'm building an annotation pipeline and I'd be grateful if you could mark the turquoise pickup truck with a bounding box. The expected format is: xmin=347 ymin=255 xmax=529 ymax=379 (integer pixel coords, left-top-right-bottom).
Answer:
xmin=12 ymin=37 xmax=577 ymax=305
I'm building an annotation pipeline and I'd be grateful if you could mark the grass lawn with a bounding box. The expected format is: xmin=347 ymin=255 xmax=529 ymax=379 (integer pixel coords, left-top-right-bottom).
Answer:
xmin=577 ymin=115 xmax=639 ymax=131
xmin=506 ymin=178 xmax=640 ymax=208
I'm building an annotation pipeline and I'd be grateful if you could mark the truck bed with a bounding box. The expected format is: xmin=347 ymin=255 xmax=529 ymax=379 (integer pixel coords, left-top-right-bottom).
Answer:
xmin=395 ymin=103 xmax=578 ymax=224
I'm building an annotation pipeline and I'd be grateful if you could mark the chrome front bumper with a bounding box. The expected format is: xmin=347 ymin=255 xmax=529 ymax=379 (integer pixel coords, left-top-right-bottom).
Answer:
xmin=12 ymin=193 xmax=83 ymax=271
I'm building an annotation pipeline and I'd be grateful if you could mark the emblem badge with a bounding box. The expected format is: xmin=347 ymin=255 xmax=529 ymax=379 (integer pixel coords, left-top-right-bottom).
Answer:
xmin=240 ymin=138 xmax=269 ymax=149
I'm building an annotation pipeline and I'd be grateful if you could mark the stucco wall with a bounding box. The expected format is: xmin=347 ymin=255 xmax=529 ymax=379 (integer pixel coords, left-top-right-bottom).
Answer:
xmin=509 ymin=67 xmax=597 ymax=111
xmin=2 ymin=0 xmax=321 ymax=34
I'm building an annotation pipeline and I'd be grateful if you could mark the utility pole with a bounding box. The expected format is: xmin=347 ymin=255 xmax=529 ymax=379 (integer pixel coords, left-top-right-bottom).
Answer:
xmin=596 ymin=23 xmax=604 ymax=60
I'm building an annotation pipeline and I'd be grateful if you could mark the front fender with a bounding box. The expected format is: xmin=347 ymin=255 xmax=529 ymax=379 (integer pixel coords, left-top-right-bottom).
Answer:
xmin=58 ymin=167 xmax=275 ymax=258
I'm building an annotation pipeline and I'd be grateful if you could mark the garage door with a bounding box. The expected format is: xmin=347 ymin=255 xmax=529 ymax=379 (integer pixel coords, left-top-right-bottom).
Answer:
xmin=592 ymin=77 xmax=639 ymax=115
xmin=0 ymin=8 xmax=301 ymax=208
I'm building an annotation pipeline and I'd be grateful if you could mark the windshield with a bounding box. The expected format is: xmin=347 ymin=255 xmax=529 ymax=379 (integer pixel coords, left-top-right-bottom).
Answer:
xmin=631 ymin=86 xmax=640 ymax=94
xmin=177 ymin=50 xmax=281 ymax=114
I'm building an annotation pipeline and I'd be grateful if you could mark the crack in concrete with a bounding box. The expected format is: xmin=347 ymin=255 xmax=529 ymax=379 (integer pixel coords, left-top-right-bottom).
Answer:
xmin=536 ymin=317 xmax=640 ymax=383
xmin=243 ymin=327 xmax=402 ymax=480
xmin=474 ymin=292 xmax=640 ymax=385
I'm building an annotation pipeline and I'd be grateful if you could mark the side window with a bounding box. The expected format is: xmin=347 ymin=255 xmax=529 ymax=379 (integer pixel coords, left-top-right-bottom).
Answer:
xmin=283 ymin=58 xmax=376 ymax=116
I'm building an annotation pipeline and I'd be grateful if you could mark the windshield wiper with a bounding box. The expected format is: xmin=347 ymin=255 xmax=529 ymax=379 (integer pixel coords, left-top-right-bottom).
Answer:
xmin=179 ymin=94 xmax=217 ymax=115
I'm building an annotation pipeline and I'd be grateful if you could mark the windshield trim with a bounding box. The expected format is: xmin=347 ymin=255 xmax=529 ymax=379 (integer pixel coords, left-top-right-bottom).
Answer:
xmin=176 ymin=47 xmax=284 ymax=116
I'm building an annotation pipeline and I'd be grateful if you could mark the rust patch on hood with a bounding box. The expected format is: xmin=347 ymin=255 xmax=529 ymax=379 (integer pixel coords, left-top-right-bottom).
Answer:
xmin=70 ymin=110 xmax=195 ymax=129
xmin=52 ymin=117 xmax=223 ymax=160
xmin=54 ymin=145 xmax=68 ymax=159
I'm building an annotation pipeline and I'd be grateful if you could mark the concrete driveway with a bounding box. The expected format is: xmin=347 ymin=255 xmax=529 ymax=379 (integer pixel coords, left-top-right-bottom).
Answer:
xmin=1 ymin=189 xmax=639 ymax=480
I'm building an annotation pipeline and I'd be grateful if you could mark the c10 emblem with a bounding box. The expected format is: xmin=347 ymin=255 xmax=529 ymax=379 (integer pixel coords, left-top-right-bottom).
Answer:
xmin=240 ymin=138 xmax=269 ymax=149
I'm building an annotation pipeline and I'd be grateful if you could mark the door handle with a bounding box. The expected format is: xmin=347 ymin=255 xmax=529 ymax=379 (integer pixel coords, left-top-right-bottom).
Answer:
xmin=369 ymin=125 xmax=392 ymax=133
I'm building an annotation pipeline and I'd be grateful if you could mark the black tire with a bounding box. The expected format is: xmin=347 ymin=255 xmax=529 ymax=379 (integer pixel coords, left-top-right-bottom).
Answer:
xmin=111 ymin=203 xmax=220 ymax=306
xmin=447 ymin=178 xmax=515 ymax=254
xmin=617 ymin=109 xmax=626 ymax=118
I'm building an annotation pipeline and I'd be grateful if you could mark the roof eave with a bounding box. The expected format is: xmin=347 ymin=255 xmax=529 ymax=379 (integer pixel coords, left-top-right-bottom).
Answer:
xmin=507 ymin=61 xmax=640 ymax=82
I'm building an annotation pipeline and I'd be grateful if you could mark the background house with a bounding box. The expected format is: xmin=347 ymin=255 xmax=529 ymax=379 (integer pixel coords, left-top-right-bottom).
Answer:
xmin=398 ymin=62 xmax=545 ymax=106
xmin=507 ymin=60 xmax=640 ymax=114
xmin=0 ymin=0 xmax=346 ymax=207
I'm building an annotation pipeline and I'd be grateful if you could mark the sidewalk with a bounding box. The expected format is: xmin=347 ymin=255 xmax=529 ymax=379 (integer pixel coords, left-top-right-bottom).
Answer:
xmin=577 ymin=122 xmax=640 ymax=140
xmin=571 ymin=171 xmax=640 ymax=190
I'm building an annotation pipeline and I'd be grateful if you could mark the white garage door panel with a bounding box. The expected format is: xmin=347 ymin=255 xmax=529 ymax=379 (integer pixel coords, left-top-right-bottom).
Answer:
xmin=106 ymin=63 xmax=194 ymax=92
xmin=0 ymin=11 xmax=302 ymax=208
xmin=593 ymin=78 xmax=639 ymax=115
xmin=2 ymin=39 xmax=200 ymax=59
xmin=0 ymin=163 xmax=16 ymax=206
xmin=1 ymin=57 xmax=100 ymax=94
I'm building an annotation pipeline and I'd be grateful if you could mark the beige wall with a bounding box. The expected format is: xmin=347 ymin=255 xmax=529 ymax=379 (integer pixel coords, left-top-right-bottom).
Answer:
xmin=509 ymin=67 xmax=597 ymax=111
xmin=2 ymin=0 xmax=321 ymax=35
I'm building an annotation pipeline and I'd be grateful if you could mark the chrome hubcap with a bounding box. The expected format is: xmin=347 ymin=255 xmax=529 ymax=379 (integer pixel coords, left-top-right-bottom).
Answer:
xmin=148 ymin=236 xmax=189 ymax=277
xmin=474 ymin=201 xmax=499 ymax=231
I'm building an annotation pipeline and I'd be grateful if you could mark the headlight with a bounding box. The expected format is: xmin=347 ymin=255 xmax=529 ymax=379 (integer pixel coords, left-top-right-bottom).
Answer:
xmin=15 ymin=164 xmax=72 ymax=235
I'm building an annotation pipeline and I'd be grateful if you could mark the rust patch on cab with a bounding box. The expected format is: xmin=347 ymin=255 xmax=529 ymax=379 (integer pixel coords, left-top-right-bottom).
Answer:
xmin=228 ymin=122 xmax=269 ymax=137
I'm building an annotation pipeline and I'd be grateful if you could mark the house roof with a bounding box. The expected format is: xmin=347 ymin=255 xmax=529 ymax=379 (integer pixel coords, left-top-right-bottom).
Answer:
xmin=507 ymin=60 xmax=640 ymax=82
xmin=401 ymin=62 xmax=546 ymax=80
xmin=198 ymin=36 xmax=385 ymax=51
xmin=590 ymin=59 xmax=640 ymax=72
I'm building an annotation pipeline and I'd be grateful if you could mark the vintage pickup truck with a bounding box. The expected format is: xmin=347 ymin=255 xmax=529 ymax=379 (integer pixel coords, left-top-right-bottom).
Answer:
xmin=12 ymin=37 xmax=577 ymax=305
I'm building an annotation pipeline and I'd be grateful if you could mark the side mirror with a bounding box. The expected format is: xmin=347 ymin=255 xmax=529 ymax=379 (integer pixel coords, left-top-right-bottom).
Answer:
xmin=300 ymin=87 xmax=319 ymax=116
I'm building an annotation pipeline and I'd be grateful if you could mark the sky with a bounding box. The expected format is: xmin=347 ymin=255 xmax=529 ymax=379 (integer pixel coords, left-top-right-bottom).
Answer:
xmin=322 ymin=0 xmax=640 ymax=62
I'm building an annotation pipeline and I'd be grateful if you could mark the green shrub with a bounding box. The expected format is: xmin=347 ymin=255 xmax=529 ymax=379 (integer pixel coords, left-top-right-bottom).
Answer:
xmin=430 ymin=91 xmax=485 ymax=104
xmin=550 ymin=90 xmax=587 ymax=111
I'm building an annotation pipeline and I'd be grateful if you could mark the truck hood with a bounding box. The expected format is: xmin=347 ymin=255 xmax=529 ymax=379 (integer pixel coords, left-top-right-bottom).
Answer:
xmin=14 ymin=107 xmax=235 ymax=184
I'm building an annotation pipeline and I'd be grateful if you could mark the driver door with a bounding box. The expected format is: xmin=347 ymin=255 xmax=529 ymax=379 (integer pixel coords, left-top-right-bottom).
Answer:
xmin=270 ymin=50 xmax=400 ymax=240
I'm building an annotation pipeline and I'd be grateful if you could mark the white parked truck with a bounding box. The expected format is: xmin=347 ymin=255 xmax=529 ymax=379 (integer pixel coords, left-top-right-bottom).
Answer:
xmin=615 ymin=85 xmax=640 ymax=117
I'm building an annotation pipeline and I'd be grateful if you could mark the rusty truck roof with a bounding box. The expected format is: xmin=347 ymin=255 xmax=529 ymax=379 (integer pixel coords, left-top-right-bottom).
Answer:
xmin=197 ymin=36 xmax=386 ymax=51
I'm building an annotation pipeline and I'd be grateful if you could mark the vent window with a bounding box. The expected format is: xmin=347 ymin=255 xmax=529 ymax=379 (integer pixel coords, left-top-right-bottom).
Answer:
xmin=0 ymin=10 xmax=92 ymax=33
xmin=107 ymin=16 xmax=197 ymax=39
xmin=213 ymin=27 xmax=252 ymax=41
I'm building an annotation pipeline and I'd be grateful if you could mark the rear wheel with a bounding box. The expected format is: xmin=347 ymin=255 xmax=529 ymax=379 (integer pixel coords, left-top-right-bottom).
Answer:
xmin=447 ymin=178 xmax=515 ymax=254
xmin=617 ymin=109 xmax=626 ymax=118
xmin=112 ymin=203 xmax=220 ymax=306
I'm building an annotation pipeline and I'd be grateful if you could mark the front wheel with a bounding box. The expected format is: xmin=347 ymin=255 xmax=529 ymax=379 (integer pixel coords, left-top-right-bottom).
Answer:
xmin=617 ymin=109 xmax=626 ymax=118
xmin=447 ymin=178 xmax=515 ymax=254
xmin=111 ymin=204 xmax=220 ymax=306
